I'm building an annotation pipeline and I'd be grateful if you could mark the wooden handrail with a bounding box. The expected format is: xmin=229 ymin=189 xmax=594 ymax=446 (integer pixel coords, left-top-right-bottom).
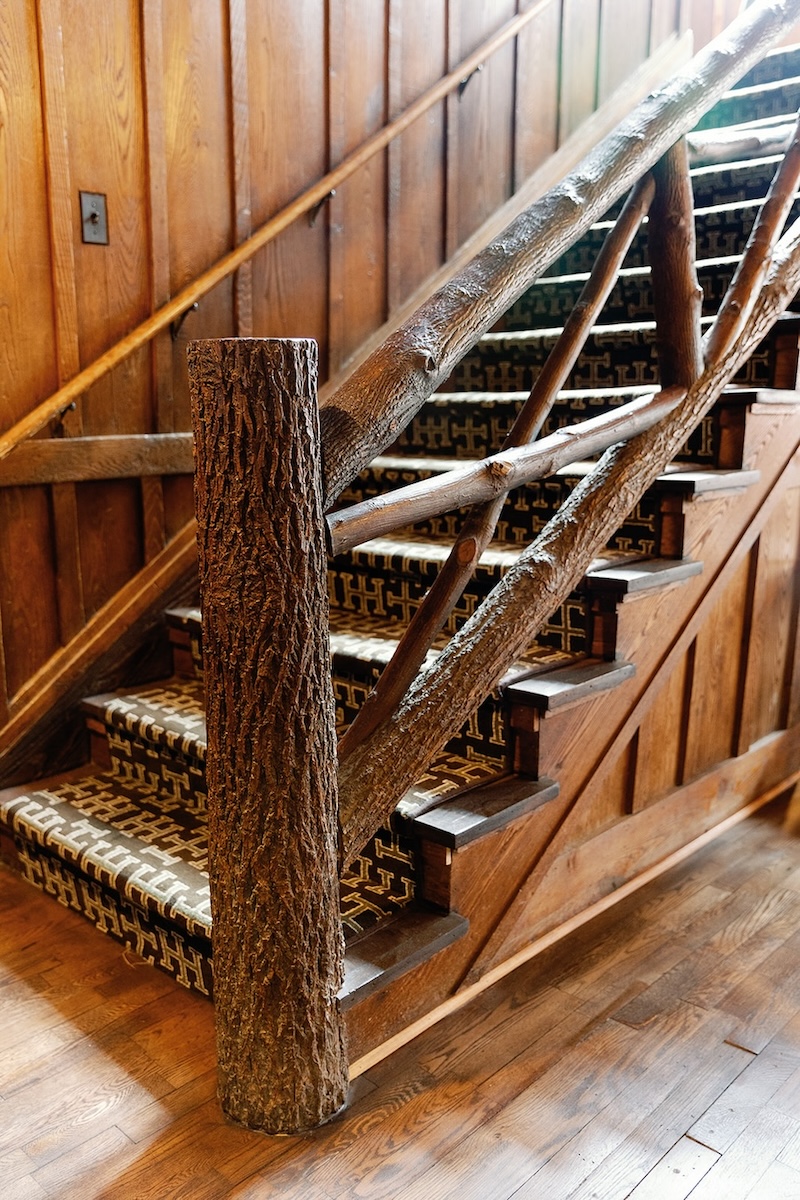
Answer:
xmin=0 ymin=0 xmax=555 ymax=464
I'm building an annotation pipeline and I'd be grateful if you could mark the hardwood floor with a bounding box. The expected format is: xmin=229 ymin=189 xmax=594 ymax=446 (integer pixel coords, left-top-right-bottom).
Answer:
xmin=3 ymin=785 xmax=800 ymax=1199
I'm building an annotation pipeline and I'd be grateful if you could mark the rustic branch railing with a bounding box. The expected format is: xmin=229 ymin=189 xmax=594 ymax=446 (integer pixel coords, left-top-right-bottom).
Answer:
xmin=186 ymin=0 xmax=800 ymax=1137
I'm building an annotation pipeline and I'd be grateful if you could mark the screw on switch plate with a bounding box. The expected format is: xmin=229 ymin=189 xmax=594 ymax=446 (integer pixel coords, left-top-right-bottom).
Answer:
xmin=79 ymin=192 xmax=109 ymax=245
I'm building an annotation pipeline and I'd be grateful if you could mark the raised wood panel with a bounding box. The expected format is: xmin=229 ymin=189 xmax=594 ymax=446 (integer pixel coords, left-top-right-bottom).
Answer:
xmin=76 ymin=480 xmax=143 ymax=617
xmin=246 ymin=0 xmax=329 ymax=368
xmin=162 ymin=0 xmax=234 ymax=428
xmin=0 ymin=1 xmax=58 ymax=430
xmin=446 ymin=0 xmax=516 ymax=253
xmin=683 ymin=552 xmax=754 ymax=782
xmin=59 ymin=1 xmax=151 ymax=437
xmin=387 ymin=0 xmax=447 ymax=312
xmin=597 ymin=0 xmax=652 ymax=104
xmin=559 ymin=0 xmax=601 ymax=139
xmin=631 ymin=653 xmax=689 ymax=811
xmin=514 ymin=0 xmax=561 ymax=186
xmin=329 ymin=0 xmax=389 ymax=373
xmin=0 ymin=488 xmax=61 ymax=699
xmin=739 ymin=486 xmax=800 ymax=749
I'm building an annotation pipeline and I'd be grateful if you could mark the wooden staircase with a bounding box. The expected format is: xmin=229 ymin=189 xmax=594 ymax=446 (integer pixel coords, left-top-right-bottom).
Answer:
xmin=3 ymin=38 xmax=800 ymax=1072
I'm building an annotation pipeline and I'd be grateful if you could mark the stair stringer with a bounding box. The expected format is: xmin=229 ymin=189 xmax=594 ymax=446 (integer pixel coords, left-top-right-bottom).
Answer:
xmin=343 ymin=401 xmax=800 ymax=1063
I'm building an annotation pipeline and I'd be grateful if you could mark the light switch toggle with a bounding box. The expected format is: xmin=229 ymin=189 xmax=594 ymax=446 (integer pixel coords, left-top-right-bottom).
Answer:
xmin=80 ymin=192 xmax=109 ymax=245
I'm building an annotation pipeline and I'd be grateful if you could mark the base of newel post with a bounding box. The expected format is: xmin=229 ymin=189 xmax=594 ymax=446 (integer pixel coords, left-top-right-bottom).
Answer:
xmin=188 ymin=337 xmax=348 ymax=1135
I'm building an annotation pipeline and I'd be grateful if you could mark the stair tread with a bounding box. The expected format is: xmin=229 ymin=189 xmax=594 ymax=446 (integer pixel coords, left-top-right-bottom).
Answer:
xmin=587 ymin=556 xmax=703 ymax=594
xmin=340 ymin=907 xmax=469 ymax=1010
xmin=506 ymin=657 xmax=636 ymax=712
xmin=399 ymin=774 xmax=560 ymax=847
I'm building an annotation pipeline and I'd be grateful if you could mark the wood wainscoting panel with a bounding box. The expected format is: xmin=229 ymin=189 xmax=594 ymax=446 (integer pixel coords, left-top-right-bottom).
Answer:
xmin=683 ymin=550 xmax=754 ymax=782
xmin=513 ymin=0 xmax=561 ymax=186
xmin=445 ymin=0 xmax=516 ymax=255
xmin=738 ymin=484 xmax=800 ymax=751
xmin=631 ymin=652 xmax=690 ymax=812
xmin=387 ymin=0 xmax=448 ymax=313
xmin=246 ymin=0 xmax=330 ymax=374
xmin=329 ymin=0 xmax=390 ymax=373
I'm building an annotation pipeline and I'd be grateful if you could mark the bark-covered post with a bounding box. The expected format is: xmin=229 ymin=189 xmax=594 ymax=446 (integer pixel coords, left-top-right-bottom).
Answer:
xmin=188 ymin=338 xmax=348 ymax=1134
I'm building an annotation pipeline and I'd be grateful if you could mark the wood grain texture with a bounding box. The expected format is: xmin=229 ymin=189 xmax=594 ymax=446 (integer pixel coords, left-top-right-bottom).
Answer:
xmin=738 ymin=485 xmax=800 ymax=749
xmin=328 ymin=0 xmax=389 ymax=372
xmin=513 ymin=0 xmax=560 ymax=185
xmin=337 ymin=216 xmax=800 ymax=862
xmin=559 ymin=0 xmax=600 ymax=137
xmin=446 ymin=0 xmax=516 ymax=251
xmin=0 ymin=434 xmax=192 ymax=486
xmin=387 ymin=0 xmax=447 ymax=311
xmin=189 ymin=338 xmax=347 ymax=1133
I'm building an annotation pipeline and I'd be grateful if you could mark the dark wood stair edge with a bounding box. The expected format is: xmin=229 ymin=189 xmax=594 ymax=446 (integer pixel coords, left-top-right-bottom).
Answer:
xmin=586 ymin=557 xmax=704 ymax=596
xmin=506 ymin=658 xmax=636 ymax=714
xmin=399 ymin=775 xmax=560 ymax=849
xmin=340 ymin=908 xmax=468 ymax=1010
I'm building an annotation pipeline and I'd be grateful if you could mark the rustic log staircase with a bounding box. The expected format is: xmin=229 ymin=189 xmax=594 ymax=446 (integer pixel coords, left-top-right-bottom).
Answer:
xmin=2 ymin=6 xmax=800 ymax=1135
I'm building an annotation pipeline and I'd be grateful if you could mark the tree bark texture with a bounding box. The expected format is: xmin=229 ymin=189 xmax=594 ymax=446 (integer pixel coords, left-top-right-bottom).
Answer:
xmin=189 ymin=338 xmax=347 ymax=1134
xmin=338 ymin=216 xmax=800 ymax=865
xmin=648 ymin=139 xmax=703 ymax=387
xmin=319 ymin=0 xmax=800 ymax=509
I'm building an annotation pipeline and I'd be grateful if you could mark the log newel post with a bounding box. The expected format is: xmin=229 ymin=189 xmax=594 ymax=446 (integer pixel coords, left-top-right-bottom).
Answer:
xmin=188 ymin=337 xmax=348 ymax=1135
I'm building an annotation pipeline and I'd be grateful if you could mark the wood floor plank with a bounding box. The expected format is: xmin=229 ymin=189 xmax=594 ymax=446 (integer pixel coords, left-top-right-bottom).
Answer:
xmin=687 ymin=1107 xmax=800 ymax=1200
xmin=510 ymin=1004 xmax=735 ymax=1199
xmin=689 ymin=1016 xmax=800 ymax=1152
xmin=624 ymin=1137 xmax=720 ymax=1199
xmin=743 ymin=1158 xmax=800 ymax=1199
xmin=564 ymin=1038 xmax=751 ymax=1199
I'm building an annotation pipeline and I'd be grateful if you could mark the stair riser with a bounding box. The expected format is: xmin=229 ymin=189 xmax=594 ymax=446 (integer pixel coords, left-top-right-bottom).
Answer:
xmin=507 ymin=259 xmax=736 ymax=332
xmin=695 ymin=77 xmax=800 ymax=131
xmin=546 ymin=196 xmax=800 ymax=277
xmin=737 ymin=47 xmax=800 ymax=89
xmin=448 ymin=325 xmax=785 ymax=396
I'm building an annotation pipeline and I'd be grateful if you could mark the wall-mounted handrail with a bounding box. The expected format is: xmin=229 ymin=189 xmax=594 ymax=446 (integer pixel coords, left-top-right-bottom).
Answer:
xmin=0 ymin=0 xmax=556 ymax=465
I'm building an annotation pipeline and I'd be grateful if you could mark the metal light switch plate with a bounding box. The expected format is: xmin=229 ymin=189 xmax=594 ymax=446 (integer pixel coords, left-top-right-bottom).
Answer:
xmin=79 ymin=191 xmax=109 ymax=245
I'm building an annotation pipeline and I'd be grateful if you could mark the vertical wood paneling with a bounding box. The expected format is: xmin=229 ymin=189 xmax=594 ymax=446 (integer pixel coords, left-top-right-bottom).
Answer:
xmin=514 ymin=0 xmax=561 ymax=187
xmin=162 ymin=0 xmax=234 ymax=429
xmin=329 ymin=0 xmax=389 ymax=373
xmin=0 ymin=0 xmax=690 ymax=699
xmin=559 ymin=0 xmax=600 ymax=138
xmin=631 ymin=655 xmax=689 ymax=811
xmin=37 ymin=0 xmax=86 ymax=638
xmin=60 ymin=0 xmax=151 ymax=437
xmin=445 ymin=0 xmax=516 ymax=254
xmin=598 ymin=0 xmax=651 ymax=104
xmin=650 ymin=0 xmax=682 ymax=52
xmin=0 ymin=489 xmax=61 ymax=698
xmin=246 ymin=0 xmax=329 ymax=372
xmin=0 ymin=0 xmax=62 ymax=696
xmin=228 ymin=0 xmax=253 ymax=338
xmin=141 ymin=0 xmax=170 ymax=560
xmin=738 ymin=489 xmax=800 ymax=750
xmin=387 ymin=0 xmax=447 ymax=312
xmin=683 ymin=555 xmax=752 ymax=781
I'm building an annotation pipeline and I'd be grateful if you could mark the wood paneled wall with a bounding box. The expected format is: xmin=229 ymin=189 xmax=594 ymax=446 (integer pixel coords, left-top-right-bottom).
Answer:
xmin=0 ymin=0 xmax=688 ymax=714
